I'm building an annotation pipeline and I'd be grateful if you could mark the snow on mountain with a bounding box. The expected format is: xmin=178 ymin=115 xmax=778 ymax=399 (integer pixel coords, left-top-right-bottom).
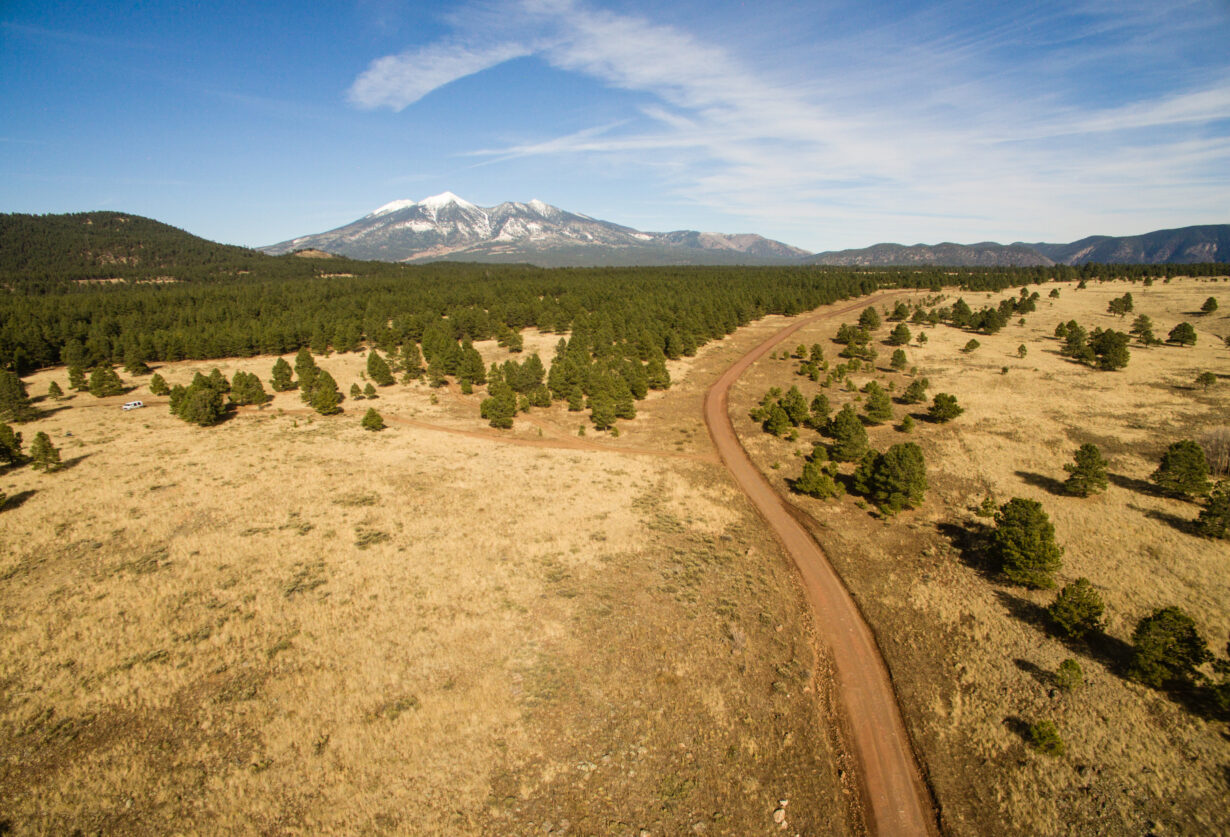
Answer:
xmin=263 ymin=194 xmax=810 ymax=266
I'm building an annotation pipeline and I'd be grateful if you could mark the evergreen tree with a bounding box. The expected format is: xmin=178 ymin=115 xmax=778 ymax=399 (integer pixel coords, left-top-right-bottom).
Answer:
xmin=350 ymin=382 xmax=364 ymax=400
xmin=1017 ymin=344 xmax=1027 ymax=358
xmin=781 ymin=385 xmax=809 ymax=426
xmin=890 ymin=349 xmax=907 ymax=370
xmin=480 ymin=381 xmax=517 ymax=429
xmin=308 ymin=370 xmax=343 ymax=415
xmin=1062 ymin=444 xmax=1109 ymax=496
xmin=364 ymin=382 xmax=377 ymax=399
xmin=0 ymin=422 xmax=23 ymax=465
xmin=361 ymin=407 xmax=385 ymax=431
xmin=792 ymin=459 xmax=843 ymax=499
xmin=1047 ymin=578 xmax=1105 ymax=639
xmin=175 ymin=381 xmax=226 ymax=426
xmin=67 ymin=366 xmax=87 ymax=392
xmin=148 ymin=373 xmax=169 ymax=396
xmin=457 ymin=342 xmax=486 ymax=386
xmin=900 ymin=377 xmax=929 ymax=404
xmin=646 ymin=357 xmax=671 ymax=390
xmin=888 ymin=323 xmax=912 ymax=346
xmin=207 ymin=368 xmax=230 ymax=394
xmin=1167 ymin=322 xmax=1197 ymax=346
xmin=87 ymin=365 xmax=125 ymax=398
xmin=1195 ymin=371 xmax=1217 ymax=390
xmin=47 ymin=380 xmax=64 ymax=400
xmin=962 ymin=339 xmax=980 ymax=353
xmin=829 ymin=404 xmax=869 ymax=461
xmin=1129 ymin=607 xmax=1211 ymax=688
xmin=809 ymin=393 xmax=831 ymax=428
xmin=1201 ymin=296 xmax=1218 ymax=314
xmin=400 ymin=344 xmax=424 ymax=380
xmin=229 ymin=371 xmax=269 ymax=406
xmin=122 ymin=343 xmax=152 ymax=375
xmin=294 ymin=347 xmax=319 ymax=395
xmin=28 ymin=431 xmax=61 ymax=471
xmin=0 ymin=371 xmax=35 ymax=423
xmin=852 ymin=442 xmax=928 ymax=513
xmin=1195 ymin=481 xmax=1229 ymax=539
xmin=270 ymin=357 xmax=296 ymax=391
xmin=992 ymin=498 xmax=1064 ymax=589
xmin=858 ymin=306 xmax=882 ymax=330
xmin=1150 ymin=440 xmax=1211 ymax=498
xmin=928 ymin=392 xmax=963 ymax=422
xmin=863 ymin=383 xmax=893 ymax=424
xmin=588 ymin=389 xmax=617 ymax=431
xmin=763 ymin=403 xmax=791 ymax=437
xmin=1088 ymin=329 xmax=1130 ymax=370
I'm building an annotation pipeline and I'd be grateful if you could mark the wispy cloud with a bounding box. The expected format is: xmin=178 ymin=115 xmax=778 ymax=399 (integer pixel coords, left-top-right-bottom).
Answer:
xmin=348 ymin=0 xmax=1230 ymax=247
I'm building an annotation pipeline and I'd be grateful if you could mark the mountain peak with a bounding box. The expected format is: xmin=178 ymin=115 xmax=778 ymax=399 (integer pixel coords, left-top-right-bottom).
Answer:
xmin=368 ymin=192 xmax=477 ymax=218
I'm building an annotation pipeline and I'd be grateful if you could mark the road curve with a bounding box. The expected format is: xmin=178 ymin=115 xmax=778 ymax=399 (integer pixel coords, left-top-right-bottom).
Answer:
xmin=703 ymin=296 xmax=938 ymax=836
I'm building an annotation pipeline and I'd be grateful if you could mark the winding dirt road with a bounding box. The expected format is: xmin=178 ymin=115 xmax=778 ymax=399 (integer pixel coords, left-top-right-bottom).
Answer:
xmin=704 ymin=297 xmax=938 ymax=836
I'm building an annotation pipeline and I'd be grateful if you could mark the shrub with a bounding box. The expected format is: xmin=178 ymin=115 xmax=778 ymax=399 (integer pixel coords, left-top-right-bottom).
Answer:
xmin=962 ymin=339 xmax=980 ymax=354
xmin=1027 ymin=720 xmax=1065 ymax=756
xmin=1129 ymin=606 xmax=1211 ymax=688
xmin=992 ymin=498 xmax=1064 ymax=588
xmin=1055 ymin=659 xmax=1083 ymax=691
xmin=1195 ymin=371 xmax=1217 ymax=390
xmin=1048 ymin=578 xmax=1104 ymax=639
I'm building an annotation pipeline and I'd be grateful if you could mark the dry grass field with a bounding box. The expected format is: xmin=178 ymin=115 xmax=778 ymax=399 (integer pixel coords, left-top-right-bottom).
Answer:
xmin=1 ymin=320 xmax=859 ymax=834
xmin=730 ymin=277 xmax=1230 ymax=836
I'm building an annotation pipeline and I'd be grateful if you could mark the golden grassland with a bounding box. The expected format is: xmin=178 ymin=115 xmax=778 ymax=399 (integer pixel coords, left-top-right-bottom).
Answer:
xmin=731 ymin=278 xmax=1230 ymax=836
xmin=2 ymin=318 xmax=856 ymax=834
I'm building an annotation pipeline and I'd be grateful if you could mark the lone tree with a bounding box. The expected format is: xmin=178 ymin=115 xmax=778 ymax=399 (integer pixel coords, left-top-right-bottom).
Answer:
xmin=28 ymin=431 xmax=62 ymax=471
xmin=47 ymin=380 xmax=64 ymax=400
xmin=148 ymin=373 xmax=170 ymax=396
xmin=1195 ymin=371 xmax=1217 ymax=391
xmin=0 ymin=422 xmax=23 ymax=465
xmin=1088 ymin=329 xmax=1130 ymax=370
xmin=1150 ymin=440 xmax=1212 ymax=498
xmin=991 ymin=498 xmax=1064 ymax=589
xmin=88 ymin=366 xmax=125 ymax=398
xmin=888 ymin=323 xmax=912 ymax=346
xmin=0 ymin=371 xmax=36 ymax=422
xmin=361 ymin=407 xmax=385 ymax=431
xmin=1027 ymin=720 xmax=1065 ymax=757
xmin=1129 ymin=606 xmax=1212 ymax=688
xmin=962 ymin=339 xmax=980 ymax=354
xmin=1201 ymin=296 xmax=1219 ymax=314
xmin=1195 ymin=481 xmax=1229 ymax=539
xmin=366 ymin=350 xmax=396 ymax=386
xmin=1167 ymin=322 xmax=1197 ymax=346
xmin=1047 ymin=578 xmax=1105 ymax=639
xmin=890 ymin=349 xmax=908 ymax=371
xmin=1063 ymin=443 xmax=1109 ymax=497
xmin=828 ymin=404 xmax=869 ymax=462
xmin=270 ymin=357 xmax=296 ymax=391
xmin=853 ymin=442 xmax=928 ymax=513
xmin=928 ymin=392 xmax=963 ymax=422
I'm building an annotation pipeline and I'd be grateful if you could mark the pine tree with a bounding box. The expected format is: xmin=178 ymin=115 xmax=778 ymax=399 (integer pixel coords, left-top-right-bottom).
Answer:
xmin=148 ymin=373 xmax=169 ymax=396
xmin=228 ymin=371 xmax=268 ymax=406
xmin=888 ymin=323 xmax=912 ymax=346
xmin=853 ymin=442 xmax=927 ymax=513
xmin=858 ymin=307 xmax=881 ymax=330
xmin=88 ymin=366 xmax=125 ymax=398
xmin=1201 ymin=296 xmax=1218 ymax=314
xmin=863 ymin=384 xmax=893 ymax=424
xmin=780 ymin=385 xmax=809 ymax=426
xmin=1047 ymin=578 xmax=1105 ymax=639
xmin=309 ymin=370 xmax=343 ymax=415
xmin=900 ymin=378 xmax=929 ymax=404
xmin=763 ymin=403 xmax=792 ymax=437
xmin=364 ymin=382 xmax=377 ymax=399
xmin=0 ymin=371 xmax=35 ymax=423
xmin=1017 ymin=344 xmax=1027 ymax=358
xmin=270 ymin=357 xmax=296 ymax=391
xmin=589 ymin=389 xmax=617 ymax=431
xmin=992 ymin=498 xmax=1064 ymax=589
xmin=480 ymin=381 xmax=517 ymax=429
xmin=123 ymin=343 xmax=152 ymax=375
xmin=792 ymin=459 xmax=843 ymax=499
xmin=1150 ymin=440 xmax=1211 ymax=498
xmin=1195 ymin=371 xmax=1216 ymax=390
xmin=361 ymin=407 xmax=385 ymax=431
xmin=1129 ymin=607 xmax=1211 ymax=687
xmin=207 ymin=368 xmax=230 ymax=394
xmin=890 ymin=349 xmax=907 ymax=370
xmin=1089 ymin=329 xmax=1130 ymax=370
xmin=646 ymin=357 xmax=671 ymax=390
xmin=1062 ymin=444 xmax=1109 ymax=497
xmin=67 ymin=366 xmax=87 ymax=392
xmin=809 ymin=393 xmax=831 ymax=428
xmin=175 ymin=382 xmax=226 ymax=426
xmin=350 ymin=382 xmax=364 ymax=400
xmin=1195 ymin=482 xmax=1229 ymax=539
xmin=928 ymin=392 xmax=963 ymax=422
xmin=962 ymin=339 xmax=980 ymax=353
xmin=1167 ymin=322 xmax=1197 ymax=346
xmin=28 ymin=431 xmax=62 ymax=471
xmin=829 ymin=404 xmax=869 ymax=462
xmin=366 ymin=350 xmax=395 ymax=386
xmin=294 ymin=347 xmax=318 ymax=396
xmin=400 ymin=344 xmax=424 ymax=380
xmin=0 ymin=422 xmax=23 ymax=465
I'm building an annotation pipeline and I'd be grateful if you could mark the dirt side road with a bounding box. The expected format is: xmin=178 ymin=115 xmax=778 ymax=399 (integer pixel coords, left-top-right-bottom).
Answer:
xmin=704 ymin=295 xmax=939 ymax=836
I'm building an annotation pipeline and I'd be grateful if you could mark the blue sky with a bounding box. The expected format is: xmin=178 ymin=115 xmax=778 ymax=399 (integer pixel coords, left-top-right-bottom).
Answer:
xmin=3 ymin=0 xmax=1229 ymax=252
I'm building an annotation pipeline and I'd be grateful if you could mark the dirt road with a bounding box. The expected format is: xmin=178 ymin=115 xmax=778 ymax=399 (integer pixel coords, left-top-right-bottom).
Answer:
xmin=704 ymin=296 xmax=938 ymax=836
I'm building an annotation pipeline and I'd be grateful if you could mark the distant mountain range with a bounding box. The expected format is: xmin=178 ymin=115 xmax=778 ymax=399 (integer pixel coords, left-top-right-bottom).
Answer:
xmin=263 ymin=194 xmax=1228 ymax=267
xmin=262 ymin=193 xmax=808 ymax=267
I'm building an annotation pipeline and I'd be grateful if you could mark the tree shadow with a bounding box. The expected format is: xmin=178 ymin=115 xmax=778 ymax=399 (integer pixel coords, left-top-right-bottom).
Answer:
xmin=1014 ymin=470 xmax=1067 ymax=496
xmin=1143 ymin=508 xmax=1197 ymax=535
xmin=994 ymin=590 xmax=1049 ymax=629
xmin=1014 ymin=658 xmax=1054 ymax=688
xmin=0 ymin=489 xmax=36 ymax=511
xmin=1002 ymin=715 xmax=1032 ymax=744
xmin=1107 ymin=472 xmax=1167 ymax=499
xmin=55 ymin=454 xmax=92 ymax=472
xmin=936 ymin=520 xmax=993 ymax=576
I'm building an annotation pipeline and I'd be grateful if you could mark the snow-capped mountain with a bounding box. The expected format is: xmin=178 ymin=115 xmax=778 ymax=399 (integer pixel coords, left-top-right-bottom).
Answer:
xmin=261 ymin=193 xmax=811 ymax=266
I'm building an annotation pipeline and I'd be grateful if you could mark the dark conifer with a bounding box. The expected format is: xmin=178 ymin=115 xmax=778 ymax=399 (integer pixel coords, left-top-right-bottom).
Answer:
xmin=828 ymin=404 xmax=869 ymax=461
xmin=361 ymin=407 xmax=385 ymax=431
xmin=28 ymin=431 xmax=61 ymax=471
xmin=0 ymin=422 xmax=23 ymax=465
xmin=1063 ymin=444 xmax=1109 ymax=496
xmin=270 ymin=357 xmax=296 ymax=391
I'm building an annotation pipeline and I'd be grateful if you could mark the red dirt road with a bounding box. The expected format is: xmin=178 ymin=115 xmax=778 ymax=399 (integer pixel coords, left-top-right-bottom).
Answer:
xmin=704 ymin=297 xmax=938 ymax=836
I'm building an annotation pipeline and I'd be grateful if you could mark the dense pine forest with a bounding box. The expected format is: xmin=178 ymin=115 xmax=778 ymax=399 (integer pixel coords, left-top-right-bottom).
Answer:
xmin=1 ymin=211 xmax=1226 ymax=376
